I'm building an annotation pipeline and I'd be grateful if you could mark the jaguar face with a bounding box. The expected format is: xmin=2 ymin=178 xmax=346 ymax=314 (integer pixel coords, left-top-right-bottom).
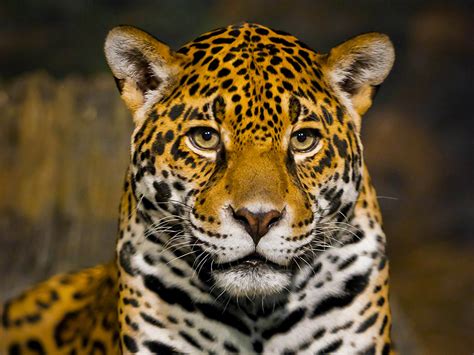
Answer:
xmin=105 ymin=23 xmax=394 ymax=298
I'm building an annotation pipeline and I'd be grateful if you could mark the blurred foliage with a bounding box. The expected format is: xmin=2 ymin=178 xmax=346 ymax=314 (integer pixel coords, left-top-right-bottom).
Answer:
xmin=0 ymin=0 xmax=472 ymax=353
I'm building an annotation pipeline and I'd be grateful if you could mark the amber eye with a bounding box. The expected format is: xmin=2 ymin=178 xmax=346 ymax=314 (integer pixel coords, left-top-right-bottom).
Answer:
xmin=188 ymin=127 xmax=220 ymax=150
xmin=290 ymin=128 xmax=321 ymax=152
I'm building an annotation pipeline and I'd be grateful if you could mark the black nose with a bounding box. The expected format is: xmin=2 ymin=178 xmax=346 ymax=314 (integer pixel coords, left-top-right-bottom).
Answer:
xmin=232 ymin=207 xmax=283 ymax=245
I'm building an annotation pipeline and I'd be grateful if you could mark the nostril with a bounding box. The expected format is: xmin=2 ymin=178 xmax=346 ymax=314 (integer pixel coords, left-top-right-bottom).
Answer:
xmin=260 ymin=210 xmax=283 ymax=234
xmin=232 ymin=208 xmax=249 ymax=224
xmin=268 ymin=214 xmax=282 ymax=228
xmin=231 ymin=207 xmax=283 ymax=244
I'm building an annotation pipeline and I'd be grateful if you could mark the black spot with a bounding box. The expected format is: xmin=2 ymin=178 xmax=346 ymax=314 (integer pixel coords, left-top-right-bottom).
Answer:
xmin=345 ymin=270 xmax=371 ymax=294
xmin=224 ymin=341 xmax=239 ymax=353
xmin=262 ymin=308 xmax=306 ymax=339
xmin=282 ymin=81 xmax=293 ymax=91
xmin=280 ymin=67 xmax=295 ymax=79
xmin=287 ymin=57 xmax=302 ymax=72
xmin=179 ymin=331 xmax=202 ymax=350
xmin=198 ymin=328 xmax=215 ymax=342
xmin=269 ymin=36 xmax=295 ymax=47
xmin=316 ymin=339 xmax=342 ymax=354
xmin=153 ymin=181 xmax=172 ymax=206
xmin=333 ymin=134 xmax=348 ymax=158
xmin=195 ymin=303 xmax=251 ymax=335
xmin=217 ymin=68 xmax=231 ymax=77
xmin=355 ymin=312 xmax=378 ymax=333
xmin=377 ymin=297 xmax=385 ymax=307
xmin=336 ymin=106 xmax=344 ymax=123
xmin=221 ymin=79 xmax=233 ymax=89
xmin=143 ymin=274 xmax=195 ymax=312
xmin=119 ymin=241 xmax=137 ymax=276
xmin=91 ymin=341 xmax=107 ymax=355
xmin=321 ymin=106 xmax=334 ymax=125
xmin=379 ymin=315 xmax=388 ymax=335
xmin=270 ymin=56 xmax=282 ymax=65
xmin=152 ymin=132 xmax=165 ymax=155
xmin=212 ymin=37 xmax=235 ymax=44
xmin=143 ymin=341 xmax=178 ymax=354
xmin=26 ymin=339 xmax=45 ymax=355
xmin=313 ymin=328 xmax=326 ymax=340
xmin=169 ymin=104 xmax=185 ymax=120
xmin=255 ymin=28 xmax=269 ymax=35
xmin=192 ymin=50 xmax=206 ymax=65
xmin=252 ymin=340 xmax=263 ymax=353
xmin=288 ymin=96 xmax=301 ymax=123
xmin=338 ymin=255 xmax=357 ymax=270
xmin=186 ymin=75 xmax=199 ymax=87
xmin=25 ymin=313 xmax=41 ymax=323
xmin=219 ymin=52 xmax=233 ymax=62
xmin=211 ymin=46 xmax=223 ymax=54
xmin=173 ymin=181 xmax=185 ymax=191
xmin=232 ymin=59 xmax=244 ymax=68
xmin=142 ymin=197 xmax=157 ymax=211
xmin=140 ymin=312 xmax=164 ymax=328
xmin=54 ymin=310 xmax=84 ymax=347
xmin=189 ymin=83 xmax=200 ymax=96
xmin=165 ymin=130 xmax=174 ymax=142
xmin=123 ymin=297 xmax=139 ymax=307
xmin=378 ymin=256 xmax=387 ymax=270
xmin=208 ymin=58 xmax=220 ymax=71
xmin=170 ymin=266 xmax=185 ymax=277
xmin=311 ymin=270 xmax=371 ymax=318
xmin=8 ymin=343 xmax=20 ymax=355
xmin=167 ymin=315 xmax=178 ymax=324
xmin=229 ymin=29 xmax=241 ymax=37
xmin=123 ymin=335 xmax=138 ymax=353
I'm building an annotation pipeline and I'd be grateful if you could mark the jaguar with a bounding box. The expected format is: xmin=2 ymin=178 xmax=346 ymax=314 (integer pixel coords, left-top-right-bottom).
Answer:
xmin=1 ymin=22 xmax=395 ymax=354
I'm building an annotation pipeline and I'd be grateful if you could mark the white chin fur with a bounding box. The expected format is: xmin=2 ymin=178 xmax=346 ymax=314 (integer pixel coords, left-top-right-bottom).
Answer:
xmin=212 ymin=266 xmax=291 ymax=298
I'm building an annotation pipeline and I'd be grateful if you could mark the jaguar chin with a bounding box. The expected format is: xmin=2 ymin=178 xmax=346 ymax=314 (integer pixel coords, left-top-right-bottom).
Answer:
xmin=211 ymin=253 xmax=292 ymax=298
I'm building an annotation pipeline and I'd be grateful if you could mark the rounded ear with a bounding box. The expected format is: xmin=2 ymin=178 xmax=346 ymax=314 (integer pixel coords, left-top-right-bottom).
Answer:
xmin=104 ymin=26 xmax=187 ymax=122
xmin=324 ymin=33 xmax=395 ymax=128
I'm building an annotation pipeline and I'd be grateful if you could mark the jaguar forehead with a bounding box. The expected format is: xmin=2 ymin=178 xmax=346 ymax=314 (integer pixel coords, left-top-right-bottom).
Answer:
xmin=155 ymin=23 xmax=341 ymax=144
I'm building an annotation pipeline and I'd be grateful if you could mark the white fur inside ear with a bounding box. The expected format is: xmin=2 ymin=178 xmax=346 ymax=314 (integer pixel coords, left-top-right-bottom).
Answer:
xmin=327 ymin=33 xmax=395 ymax=95
xmin=104 ymin=26 xmax=180 ymax=117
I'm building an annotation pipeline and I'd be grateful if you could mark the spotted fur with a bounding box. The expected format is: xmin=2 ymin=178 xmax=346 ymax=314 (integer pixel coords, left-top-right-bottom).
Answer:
xmin=1 ymin=23 xmax=395 ymax=354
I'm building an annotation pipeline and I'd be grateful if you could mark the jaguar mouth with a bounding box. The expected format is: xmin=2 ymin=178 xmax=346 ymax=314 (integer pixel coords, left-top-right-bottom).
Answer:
xmin=211 ymin=252 xmax=292 ymax=298
xmin=214 ymin=252 xmax=284 ymax=271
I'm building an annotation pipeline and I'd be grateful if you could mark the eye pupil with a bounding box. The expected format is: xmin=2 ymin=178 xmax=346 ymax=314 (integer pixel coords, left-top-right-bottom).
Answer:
xmin=201 ymin=130 xmax=213 ymax=141
xmin=296 ymin=132 xmax=307 ymax=142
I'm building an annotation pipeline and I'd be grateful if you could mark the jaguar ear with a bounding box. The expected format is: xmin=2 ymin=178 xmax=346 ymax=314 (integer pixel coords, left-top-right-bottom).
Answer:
xmin=324 ymin=33 xmax=394 ymax=130
xmin=104 ymin=26 xmax=186 ymax=122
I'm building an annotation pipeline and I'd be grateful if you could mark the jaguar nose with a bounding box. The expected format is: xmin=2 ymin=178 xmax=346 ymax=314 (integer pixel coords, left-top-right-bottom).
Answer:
xmin=232 ymin=207 xmax=283 ymax=245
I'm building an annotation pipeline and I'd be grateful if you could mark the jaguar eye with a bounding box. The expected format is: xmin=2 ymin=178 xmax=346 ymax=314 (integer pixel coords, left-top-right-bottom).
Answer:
xmin=290 ymin=128 xmax=321 ymax=153
xmin=188 ymin=127 xmax=220 ymax=150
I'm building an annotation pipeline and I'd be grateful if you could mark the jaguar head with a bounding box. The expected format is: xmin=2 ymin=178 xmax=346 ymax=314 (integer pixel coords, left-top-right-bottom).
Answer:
xmin=105 ymin=23 xmax=394 ymax=298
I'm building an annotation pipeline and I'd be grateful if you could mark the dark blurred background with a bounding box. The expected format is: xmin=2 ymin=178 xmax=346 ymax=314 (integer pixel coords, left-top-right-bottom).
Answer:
xmin=0 ymin=0 xmax=472 ymax=353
